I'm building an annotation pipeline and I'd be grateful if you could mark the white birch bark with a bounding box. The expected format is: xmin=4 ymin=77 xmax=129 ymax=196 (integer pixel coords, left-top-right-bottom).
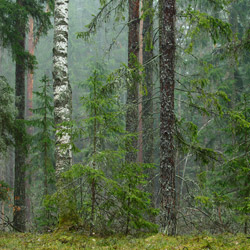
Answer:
xmin=53 ymin=0 xmax=72 ymax=175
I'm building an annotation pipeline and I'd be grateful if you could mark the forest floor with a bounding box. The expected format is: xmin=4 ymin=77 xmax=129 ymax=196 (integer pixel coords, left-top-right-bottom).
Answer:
xmin=0 ymin=231 xmax=249 ymax=249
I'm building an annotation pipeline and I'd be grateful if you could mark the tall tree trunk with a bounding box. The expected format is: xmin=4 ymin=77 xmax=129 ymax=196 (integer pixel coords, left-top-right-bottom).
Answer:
xmin=142 ymin=0 xmax=155 ymax=215
xmin=53 ymin=0 xmax=74 ymax=226
xmin=142 ymin=0 xmax=154 ymax=160
xmin=25 ymin=17 xmax=35 ymax=228
xmin=159 ymin=0 xmax=177 ymax=235
xmin=26 ymin=2 xmax=50 ymax=226
xmin=126 ymin=0 xmax=140 ymax=163
xmin=137 ymin=0 xmax=143 ymax=163
xmin=53 ymin=0 xmax=72 ymax=175
xmin=13 ymin=0 xmax=26 ymax=232
xmin=27 ymin=17 xmax=35 ymax=121
xmin=142 ymin=0 xmax=154 ymax=165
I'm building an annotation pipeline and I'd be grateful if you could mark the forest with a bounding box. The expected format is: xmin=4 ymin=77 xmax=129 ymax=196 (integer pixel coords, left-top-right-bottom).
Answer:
xmin=0 ymin=0 xmax=249 ymax=249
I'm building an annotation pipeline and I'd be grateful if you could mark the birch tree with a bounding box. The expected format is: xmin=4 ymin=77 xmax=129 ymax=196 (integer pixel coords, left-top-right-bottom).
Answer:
xmin=159 ymin=0 xmax=177 ymax=235
xmin=53 ymin=0 xmax=76 ymax=225
xmin=53 ymin=0 xmax=72 ymax=174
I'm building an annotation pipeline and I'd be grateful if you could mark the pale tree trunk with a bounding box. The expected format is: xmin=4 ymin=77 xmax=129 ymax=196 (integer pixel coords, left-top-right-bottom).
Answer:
xmin=126 ymin=0 xmax=140 ymax=163
xmin=53 ymin=0 xmax=72 ymax=174
xmin=53 ymin=0 xmax=74 ymax=226
xmin=27 ymin=17 xmax=35 ymax=121
xmin=25 ymin=17 xmax=34 ymax=228
xmin=142 ymin=0 xmax=154 ymax=197
xmin=137 ymin=0 xmax=143 ymax=163
xmin=142 ymin=0 xmax=154 ymax=165
xmin=159 ymin=0 xmax=177 ymax=235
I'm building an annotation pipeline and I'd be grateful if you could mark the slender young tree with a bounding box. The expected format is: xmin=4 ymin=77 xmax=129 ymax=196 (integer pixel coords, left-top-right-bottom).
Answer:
xmin=126 ymin=0 xmax=140 ymax=163
xmin=159 ymin=0 xmax=177 ymax=235
xmin=141 ymin=0 xmax=155 ymax=211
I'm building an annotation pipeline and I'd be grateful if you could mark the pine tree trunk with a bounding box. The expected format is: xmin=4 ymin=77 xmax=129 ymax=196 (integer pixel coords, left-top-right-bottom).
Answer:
xmin=27 ymin=17 xmax=34 ymax=121
xmin=142 ymin=0 xmax=154 ymax=163
xmin=137 ymin=0 xmax=143 ymax=163
xmin=13 ymin=0 xmax=26 ymax=232
xmin=25 ymin=17 xmax=35 ymax=228
xmin=159 ymin=0 xmax=177 ymax=235
xmin=126 ymin=0 xmax=140 ymax=163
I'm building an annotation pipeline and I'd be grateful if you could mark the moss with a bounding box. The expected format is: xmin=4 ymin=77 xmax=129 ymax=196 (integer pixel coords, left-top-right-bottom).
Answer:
xmin=0 ymin=232 xmax=249 ymax=249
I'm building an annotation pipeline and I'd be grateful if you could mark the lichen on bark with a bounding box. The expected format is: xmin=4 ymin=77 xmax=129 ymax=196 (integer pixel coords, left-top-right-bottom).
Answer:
xmin=53 ymin=0 xmax=78 ymax=227
xmin=159 ymin=0 xmax=177 ymax=236
xmin=53 ymin=0 xmax=72 ymax=175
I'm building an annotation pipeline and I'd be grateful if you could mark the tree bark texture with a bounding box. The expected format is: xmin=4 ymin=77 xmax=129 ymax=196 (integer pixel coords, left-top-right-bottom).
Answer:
xmin=53 ymin=0 xmax=72 ymax=174
xmin=13 ymin=0 xmax=26 ymax=232
xmin=142 ymin=0 xmax=154 ymax=165
xmin=159 ymin=0 xmax=177 ymax=235
xmin=0 ymin=46 xmax=2 ymax=74
xmin=27 ymin=17 xmax=35 ymax=120
xmin=25 ymin=17 xmax=35 ymax=227
xmin=126 ymin=0 xmax=140 ymax=163
xmin=53 ymin=0 xmax=77 ymax=227
xmin=137 ymin=0 xmax=143 ymax=163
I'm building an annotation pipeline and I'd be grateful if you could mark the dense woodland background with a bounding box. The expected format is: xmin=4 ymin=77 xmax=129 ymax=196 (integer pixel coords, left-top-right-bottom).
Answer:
xmin=0 ymin=0 xmax=249 ymax=237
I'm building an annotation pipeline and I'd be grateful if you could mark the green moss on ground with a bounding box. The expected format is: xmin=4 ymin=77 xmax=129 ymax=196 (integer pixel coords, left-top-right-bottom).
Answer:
xmin=0 ymin=232 xmax=249 ymax=249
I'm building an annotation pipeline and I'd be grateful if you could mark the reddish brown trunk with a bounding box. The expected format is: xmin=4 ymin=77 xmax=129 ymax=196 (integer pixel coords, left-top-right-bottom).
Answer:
xmin=128 ymin=0 xmax=140 ymax=64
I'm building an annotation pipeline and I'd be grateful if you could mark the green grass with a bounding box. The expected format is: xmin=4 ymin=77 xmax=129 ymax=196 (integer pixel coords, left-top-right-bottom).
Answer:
xmin=0 ymin=232 xmax=249 ymax=249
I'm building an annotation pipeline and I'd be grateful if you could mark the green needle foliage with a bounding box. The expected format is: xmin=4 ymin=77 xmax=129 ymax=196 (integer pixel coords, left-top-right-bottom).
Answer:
xmin=0 ymin=0 xmax=51 ymax=69
xmin=28 ymin=75 xmax=56 ymax=230
xmin=0 ymin=76 xmax=15 ymax=154
xmin=0 ymin=180 xmax=11 ymax=202
xmin=59 ymin=62 xmax=158 ymax=234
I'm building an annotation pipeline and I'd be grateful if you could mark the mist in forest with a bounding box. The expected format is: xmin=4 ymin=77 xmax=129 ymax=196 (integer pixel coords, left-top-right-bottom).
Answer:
xmin=0 ymin=0 xmax=249 ymax=244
